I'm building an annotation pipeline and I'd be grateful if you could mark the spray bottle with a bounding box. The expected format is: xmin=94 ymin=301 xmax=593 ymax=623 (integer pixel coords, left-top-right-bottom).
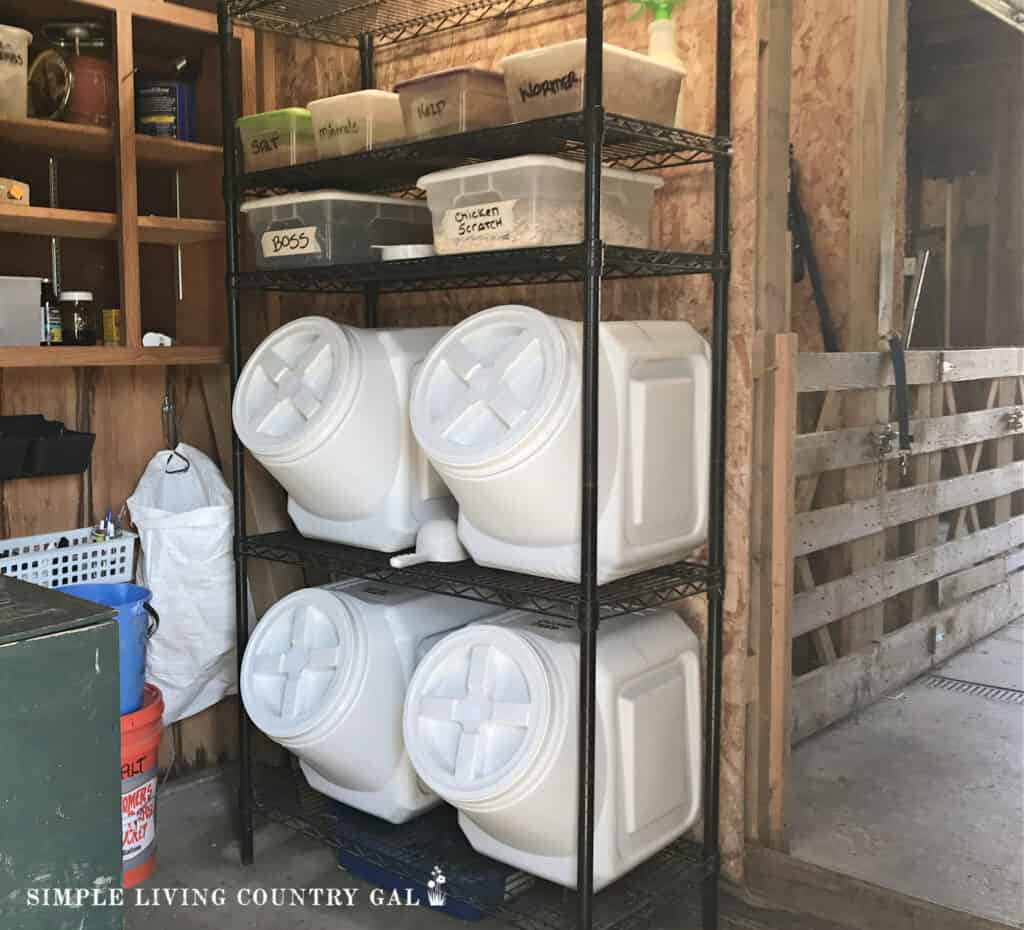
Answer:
xmin=629 ymin=0 xmax=687 ymax=127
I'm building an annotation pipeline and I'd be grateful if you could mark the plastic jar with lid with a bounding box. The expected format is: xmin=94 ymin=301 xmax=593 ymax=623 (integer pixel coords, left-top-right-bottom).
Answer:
xmin=233 ymin=316 xmax=456 ymax=552
xmin=240 ymin=580 xmax=503 ymax=822
xmin=409 ymin=304 xmax=711 ymax=583
xmin=403 ymin=608 xmax=703 ymax=888
xmin=59 ymin=291 xmax=97 ymax=346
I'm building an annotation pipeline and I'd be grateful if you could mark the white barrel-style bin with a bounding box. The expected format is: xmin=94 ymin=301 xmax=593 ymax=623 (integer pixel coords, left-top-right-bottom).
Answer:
xmin=240 ymin=581 xmax=502 ymax=823
xmin=0 ymin=25 xmax=31 ymax=119
xmin=409 ymin=305 xmax=710 ymax=582
xmin=403 ymin=608 xmax=702 ymax=888
xmin=233 ymin=316 xmax=455 ymax=551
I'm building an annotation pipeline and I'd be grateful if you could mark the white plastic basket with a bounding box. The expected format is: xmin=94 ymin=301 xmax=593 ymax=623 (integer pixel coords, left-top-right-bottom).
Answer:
xmin=0 ymin=527 xmax=136 ymax=588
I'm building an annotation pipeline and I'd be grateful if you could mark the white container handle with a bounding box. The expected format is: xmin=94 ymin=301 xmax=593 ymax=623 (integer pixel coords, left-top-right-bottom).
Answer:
xmin=451 ymin=188 xmax=501 ymax=209
xmin=389 ymin=551 xmax=431 ymax=568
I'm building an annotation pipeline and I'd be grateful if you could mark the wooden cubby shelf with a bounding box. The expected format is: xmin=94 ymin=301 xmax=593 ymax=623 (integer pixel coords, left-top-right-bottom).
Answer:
xmin=0 ymin=346 xmax=226 ymax=368
xmin=0 ymin=117 xmax=222 ymax=167
xmin=0 ymin=205 xmax=224 ymax=244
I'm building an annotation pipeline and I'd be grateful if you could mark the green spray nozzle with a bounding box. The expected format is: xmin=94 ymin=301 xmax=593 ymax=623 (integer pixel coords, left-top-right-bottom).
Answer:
xmin=628 ymin=0 xmax=684 ymax=22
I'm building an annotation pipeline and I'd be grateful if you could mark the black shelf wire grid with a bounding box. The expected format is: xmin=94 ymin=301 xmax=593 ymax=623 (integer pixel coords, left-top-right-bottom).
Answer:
xmin=237 ymin=113 xmax=731 ymax=197
xmin=241 ymin=531 xmax=718 ymax=621
xmin=228 ymin=0 xmax=572 ymax=46
xmin=233 ymin=245 xmax=727 ymax=294
xmin=252 ymin=761 xmax=710 ymax=930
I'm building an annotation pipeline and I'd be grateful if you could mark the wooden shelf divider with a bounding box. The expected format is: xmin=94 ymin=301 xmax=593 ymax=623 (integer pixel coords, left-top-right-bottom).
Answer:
xmin=0 ymin=346 xmax=226 ymax=368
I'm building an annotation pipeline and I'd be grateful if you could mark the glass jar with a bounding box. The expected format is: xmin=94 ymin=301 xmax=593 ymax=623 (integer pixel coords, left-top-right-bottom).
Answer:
xmin=40 ymin=277 xmax=63 ymax=345
xmin=60 ymin=291 xmax=97 ymax=346
xmin=37 ymin=21 xmax=114 ymax=127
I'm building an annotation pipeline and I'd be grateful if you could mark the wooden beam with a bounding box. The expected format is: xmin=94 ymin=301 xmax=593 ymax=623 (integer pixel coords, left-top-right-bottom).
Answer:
xmin=793 ymin=515 xmax=1024 ymax=637
xmin=114 ymin=10 xmax=142 ymax=349
xmin=797 ymin=348 xmax=1024 ymax=392
xmin=745 ymin=845 xmax=1017 ymax=930
xmin=793 ymin=573 xmax=1023 ymax=742
xmin=984 ymin=378 xmax=1017 ymax=527
xmin=943 ymin=178 xmax=962 ymax=347
xmin=794 ymin=404 xmax=1024 ymax=476
xmin=907 ymin=383 xmax=944 ymax=618
xmin=795 ymin=461 xmax=1024 ymax=557
xmin=937 ymin=557 xmax=1008 ymax=606
xmin=767 ymin=334 xmax=797 ymax=851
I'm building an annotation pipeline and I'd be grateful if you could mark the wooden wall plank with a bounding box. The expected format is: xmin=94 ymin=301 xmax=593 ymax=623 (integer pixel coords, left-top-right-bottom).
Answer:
xmin=793 ymin=515 xmax=1024 ymax=637
xmin=906 ymin=383 xmax=944 ymax=619
xmin=115 ymin=9 xmax=142 ymax=348
xmin=794 ymin=404 xmax=1024 ymax=477
xmin=793 ymin=573 xmax=1023 ymax=742
xmin=797 ymin=347 xmax=1024 ymax=392
xmin=936 ymin=557 xmax=1007 ymax=606
xmin=795 ymin=461 xmax=1024 ymax=557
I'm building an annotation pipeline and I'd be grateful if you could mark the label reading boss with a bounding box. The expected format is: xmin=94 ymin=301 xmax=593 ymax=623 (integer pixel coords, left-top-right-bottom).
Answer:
xmin=261 ymin=226 xmax=322 ymax=258
xmin=442 ymin=200 xmax=516 ymax=243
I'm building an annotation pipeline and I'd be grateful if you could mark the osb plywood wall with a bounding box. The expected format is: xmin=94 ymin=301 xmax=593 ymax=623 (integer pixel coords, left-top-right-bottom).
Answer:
xmin=249 ymin=0 xmax=771 ymax=882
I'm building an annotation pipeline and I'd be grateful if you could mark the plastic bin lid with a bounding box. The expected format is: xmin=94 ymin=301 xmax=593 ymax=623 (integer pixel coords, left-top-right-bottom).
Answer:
xmin=499 ymin=39 xmax=686 ymax=76
xmin=308 ymin=89 xmax=400 ymax=105
xmin=233 ymin=316 xmax=360 ymax=461
xmin=236 ymin=107 xmax=312 ymax=126
xmin=404 ymin=623 xmax=553 ymax=802
xmin=239 ymin=189 xmax=430 ymax=212
xmin=417 ymin=154 xmax=665 ymax=191
xmin=410 ymin=305 xmax=575 ymax=470
xmin=240 ymin=587 xmax=364 ymax=741
xmin=394 ymin=67 xmax=505 ymax=92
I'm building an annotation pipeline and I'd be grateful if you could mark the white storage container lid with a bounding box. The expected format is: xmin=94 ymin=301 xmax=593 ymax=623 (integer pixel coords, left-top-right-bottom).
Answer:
xmin=308 ymin=90 xmax=400 ymax=106
xmin=410 ymin=305 xmax=576 ymax=470
xmin=240 ymin=189 xmax=429 ymax=213
xmin=498 ymin=39 xmax=686 ymax=78
xmin=233 ymin=316 xmax=359 ymax=461
xmin=404 ymin=624 xmax=554 ymax=802
xmin=240 ymin=588 xmax=365 ymax=741
xmin=417 ymin=155 xmax=665 ymax=191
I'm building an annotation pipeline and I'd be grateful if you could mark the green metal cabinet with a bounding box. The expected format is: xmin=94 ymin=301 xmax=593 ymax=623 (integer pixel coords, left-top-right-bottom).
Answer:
xmin=0 ymin=576 xmax=123 ymax=930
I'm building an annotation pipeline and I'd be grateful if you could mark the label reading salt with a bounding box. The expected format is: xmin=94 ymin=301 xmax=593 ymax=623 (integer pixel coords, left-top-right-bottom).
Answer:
xmin=249 ymin=129 xmax=282 ymax=157
xmin=261 ymin=226 xmax=322 ymax=259
xmin=442 ymin=200 xmax=517 ymax=243
xmin=122 ymin=774 xmax=157 ymax=861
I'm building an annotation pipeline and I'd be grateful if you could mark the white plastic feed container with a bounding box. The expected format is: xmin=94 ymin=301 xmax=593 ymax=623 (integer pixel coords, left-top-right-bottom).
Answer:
xmin=409 ymin=305 xmax=710 ymax=583
xmin=240 ymin=190 xmax=433 ymax=269
xmin=418 ymin=156 xmax=662 ymax=254
xmin=241 ymin=581 xmax=502 ymax=823
xmin=233 ymin=316 xmax=456 ymax=552
xmin=499 ymin=40 xmax=684 ymax=127
xmin=0 ymin=26 xmax=31 ymax=119
xmin=308 ymin=90 xmax=406 ymax=158
xmin=403 ymin=608 xmax=702 ymax=888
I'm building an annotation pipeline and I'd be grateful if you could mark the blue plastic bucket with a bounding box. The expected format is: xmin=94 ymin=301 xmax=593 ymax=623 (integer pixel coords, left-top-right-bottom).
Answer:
xmin=58 ymin=583 xmax=159 ymax=715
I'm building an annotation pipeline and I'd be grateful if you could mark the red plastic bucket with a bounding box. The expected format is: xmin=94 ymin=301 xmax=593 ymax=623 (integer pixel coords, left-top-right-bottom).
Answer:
xmin=121 ymin=684 xmax=163 ymax=887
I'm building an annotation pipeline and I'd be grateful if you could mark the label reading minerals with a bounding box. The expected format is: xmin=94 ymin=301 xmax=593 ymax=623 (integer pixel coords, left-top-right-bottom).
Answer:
xmin=261 ymin=226 xmax=322 ymax=259
xmin=442 ymin=200 xmax=516 ymax=244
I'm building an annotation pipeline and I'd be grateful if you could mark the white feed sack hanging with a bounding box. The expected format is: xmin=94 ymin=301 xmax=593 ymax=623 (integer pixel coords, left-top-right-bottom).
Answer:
xmin=127 ymin=443 xmax=237 ymax=724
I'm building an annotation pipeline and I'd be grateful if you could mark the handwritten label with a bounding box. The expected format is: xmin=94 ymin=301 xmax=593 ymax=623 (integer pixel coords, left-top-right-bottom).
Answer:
xmin=411 ymin=96 xmax=448 ymax=130
xmin=249 ymin=129 xmax=281 ymax=156
xmin=261 ymin=226 xmax=322 ymax=259
xmin=517 ymin=69 xmax=582 ymax=103
xmin=442 ymin=200 xmax=516 ymax=243
xmin=319 ymin=118 xmax=361 ymax=138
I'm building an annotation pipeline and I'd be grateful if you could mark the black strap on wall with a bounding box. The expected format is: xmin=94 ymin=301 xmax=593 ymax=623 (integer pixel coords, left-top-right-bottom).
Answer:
xmin=888 ymin=332 xmax=914 ymax=454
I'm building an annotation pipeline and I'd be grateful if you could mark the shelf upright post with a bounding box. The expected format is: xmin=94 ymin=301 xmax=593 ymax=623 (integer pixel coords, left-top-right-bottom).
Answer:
xmin=703 ymin=0 xmax=732 ymax=927
xmin=577 ymin=1 xmax=605 ymax=928
xmin=218 ymin=0 xmax=254 ymax=867
xmin=359 ymin=32 xmax=379 ymax=328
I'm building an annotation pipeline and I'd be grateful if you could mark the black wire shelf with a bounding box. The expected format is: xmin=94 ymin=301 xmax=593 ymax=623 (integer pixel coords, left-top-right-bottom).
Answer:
xmin=252 ymin=761 xmax=711 ymax=930
xmin=240 ymin=531 xmax=717 ymax=620
xmin=228 ymin=0 xmax=572 ymax=47
xmin=237 ymin=113 xmax=730 ymax=197
xmin=233 ymin=245 xmax=726 ymax=294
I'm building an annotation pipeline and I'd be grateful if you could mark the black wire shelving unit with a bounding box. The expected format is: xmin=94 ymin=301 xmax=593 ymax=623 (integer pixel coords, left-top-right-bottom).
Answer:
xmin=217 ymin=2 xmax=732 ymax=929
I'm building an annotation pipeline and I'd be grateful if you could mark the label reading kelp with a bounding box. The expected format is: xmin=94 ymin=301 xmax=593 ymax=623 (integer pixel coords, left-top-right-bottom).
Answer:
xmin=442 ymin=200 xmax=516 ymax=243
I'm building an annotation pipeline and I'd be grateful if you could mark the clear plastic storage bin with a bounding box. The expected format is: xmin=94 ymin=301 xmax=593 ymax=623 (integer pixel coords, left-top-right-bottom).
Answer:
xmin=394 ymin=67 xmax=510 ymax=139
xmin=240 ymin=190 xmax=433 ymax=269
xmin=499 ymin=40 xmax=684 ymax=127
xmin=308 ymin=90 xmax=405 ymax=158
xmin=418 ymin=156 xmax=662 ymax=254
xmin=236 ymin=107 xmax=316 ymax=172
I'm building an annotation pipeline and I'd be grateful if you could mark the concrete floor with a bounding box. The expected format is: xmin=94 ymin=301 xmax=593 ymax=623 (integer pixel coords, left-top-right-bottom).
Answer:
xmin=123 ymin=774 xmax=844 ymax=930
xmin=789 ymin=618 xmax=1024 ymax=927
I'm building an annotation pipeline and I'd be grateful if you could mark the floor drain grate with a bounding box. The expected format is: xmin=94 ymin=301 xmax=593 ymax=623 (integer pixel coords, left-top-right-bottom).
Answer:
xmin=923 ymin=674 xmax=1024 ymax=706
